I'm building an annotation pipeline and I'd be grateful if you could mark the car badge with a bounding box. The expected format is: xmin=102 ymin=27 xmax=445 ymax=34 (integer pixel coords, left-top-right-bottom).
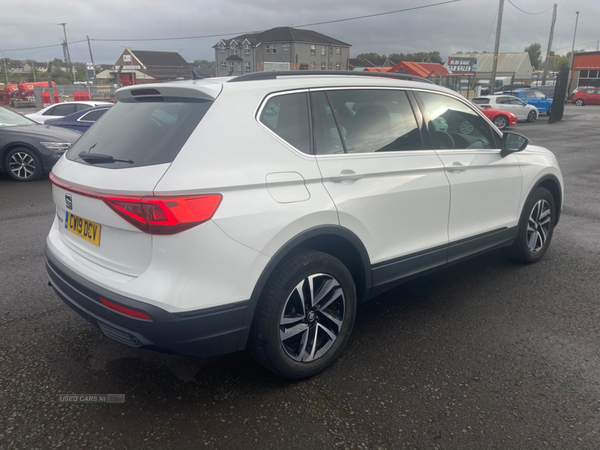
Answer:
xmin=65 ymin=193 xmax=73 ymax=210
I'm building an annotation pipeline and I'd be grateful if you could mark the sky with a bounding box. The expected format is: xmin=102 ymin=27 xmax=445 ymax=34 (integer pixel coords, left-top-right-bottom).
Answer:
xmin=0 ymin=0 xmax=598 ymax=65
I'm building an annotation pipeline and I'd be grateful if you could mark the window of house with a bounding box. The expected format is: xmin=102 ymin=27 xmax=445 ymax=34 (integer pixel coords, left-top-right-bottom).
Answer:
xmin=245 ymin=61 xmax=251 ymax=72
xmin=233 ymin=48 xmax=239 ymax=55
xmin=311 ymin=89 xmax=422 ymax=155
xmin=321 ymin=46 xmax=326 ymax=56
xmin=282 ymin=43 xmax=290 ymax=52
xmin=220 ymin=61 xmax=226 ymax=69
xmin=244 ymin=44 xmax=250 ymax=54
xmin=310 ymin=45 xmax=316 ymax=55
xmin=237 ymin=62 xmax=241 ymax=72
xmin=580 ymin=70 xmax=589 ymax=78
xmin=336 ymin=63 xmax=341 ymax=70
xmin=312 ymin=62 xmax=316 ymax=70
xmin=419 ymin=92 xmax=498 ymax=150
xmin=229 ymin=62 xmax=234 ymax=71
xmin=336 ymin=47 xmax=341 ymax=55
xmin=220 ymin=45 xmax=225 ymax=53
xmin=321 ymin=62 xmax=326 ymax=70
xmin=266 ymin=44 xmax=271 ymax=54
xmin=259 ymin=93 xmax=310 ymax=154
xmin=272 ymin=45 xmax=277 ymax=54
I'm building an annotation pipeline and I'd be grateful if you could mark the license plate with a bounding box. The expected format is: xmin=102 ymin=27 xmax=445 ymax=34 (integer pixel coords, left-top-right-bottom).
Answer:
xmin=65 ymin=212 xmax=101 ymax=246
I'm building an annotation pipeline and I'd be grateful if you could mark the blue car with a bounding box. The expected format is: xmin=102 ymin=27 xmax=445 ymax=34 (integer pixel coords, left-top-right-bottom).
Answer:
xmin=44 ymin=104 xmax=112 ymax=133
xmin=508 ymin=89 xmax=553 ymax=115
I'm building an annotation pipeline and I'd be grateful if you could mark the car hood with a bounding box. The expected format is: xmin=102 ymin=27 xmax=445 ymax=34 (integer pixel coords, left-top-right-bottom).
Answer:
xmin=4 ymin=124 xmax=81 ymax=141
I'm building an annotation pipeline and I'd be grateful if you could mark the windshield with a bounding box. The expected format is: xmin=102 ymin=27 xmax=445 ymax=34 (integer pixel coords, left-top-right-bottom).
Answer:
xmin=0 ymin=107 xmax=36 ymax=127
xmin=66 ymin=97 xmax=213 ymax=169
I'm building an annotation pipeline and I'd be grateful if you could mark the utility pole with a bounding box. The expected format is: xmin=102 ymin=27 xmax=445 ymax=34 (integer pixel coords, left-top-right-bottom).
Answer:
xmin=490 ymin=0 xmax=504 ymax=94
xmin=86 ymin=35 xmax=96 ymax=69
xmin=31 ymin=60 xmax=36 ymax=82
xmin=47 ymin=62 xmax=55 ymax=105
xmin=541 ymin=3 xmax=557 ymax=86
xmin=567 ymin=11 xmax=580 ymax=98
xmin=59 ymin=23 xmax=74 ymax=83
xmin=2 ymin=51 xmax=9 ymax=85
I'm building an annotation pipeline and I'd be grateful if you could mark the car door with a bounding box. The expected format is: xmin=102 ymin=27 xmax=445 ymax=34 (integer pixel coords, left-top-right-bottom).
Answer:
xmin=494 ymin=96 xmax=521 ymax=118
xmin=416 ymin=91 xmax=522 ymax=262
xmin=313 ymin=88 xmax=451 ymax=289
xmin=43 ymin=103 xmax=77 ymax=121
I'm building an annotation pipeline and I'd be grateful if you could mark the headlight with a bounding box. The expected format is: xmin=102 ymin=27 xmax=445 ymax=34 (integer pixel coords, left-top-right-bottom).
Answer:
xmin=40 ymin=142 xmax=73 ymax=151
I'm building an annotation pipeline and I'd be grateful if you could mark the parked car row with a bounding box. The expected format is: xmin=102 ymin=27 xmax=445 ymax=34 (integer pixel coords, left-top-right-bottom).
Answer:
xmin=1 ymin=101 xmax=113 ymax=181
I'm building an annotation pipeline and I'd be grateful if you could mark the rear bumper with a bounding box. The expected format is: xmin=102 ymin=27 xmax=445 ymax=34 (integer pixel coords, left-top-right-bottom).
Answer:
xmin=45 ymin=245 xmax=249 ymax=357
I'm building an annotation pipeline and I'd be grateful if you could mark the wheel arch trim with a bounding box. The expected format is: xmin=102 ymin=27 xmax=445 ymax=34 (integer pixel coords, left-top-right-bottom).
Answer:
xmin=235 ymin=225 xmax=372 ymax=351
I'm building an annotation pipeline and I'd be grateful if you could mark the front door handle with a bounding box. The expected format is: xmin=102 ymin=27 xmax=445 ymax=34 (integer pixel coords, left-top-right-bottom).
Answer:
xmin=446 ymin=162 xmax=466 ymax=173
xmin=331 ymin=170 xmax=363 ymax=183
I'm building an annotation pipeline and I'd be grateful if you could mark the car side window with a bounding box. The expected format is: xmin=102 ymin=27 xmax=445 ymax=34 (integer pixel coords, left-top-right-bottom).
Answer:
xmin=419 ymin=92 xmax=498 ymax=150
xmin=42 ymin=106 xmax=56 ymax=116
xmin=533 ymin=91 xmax=545 ymax=98
xmin=79 ymin=109 xmax=108 ymax=122
xmin=259 ymin=93 xmax=310 ymax=154
xmin=52 ymin=104 xmax=76 ymax=116
xmin=76 ymin=104 xmax=93 ymax=112
xmin=523 ymin=92 xmax=534 ymax=98
xmin=314 ymin=89 xmax=422 ymax=154
xmin=310 ymin=92 xmax=345 ymax=154
xmin=496 ymin=97 xmax=511 ymax=104
xmin=509 ymin=97 xmax=525 ymax=105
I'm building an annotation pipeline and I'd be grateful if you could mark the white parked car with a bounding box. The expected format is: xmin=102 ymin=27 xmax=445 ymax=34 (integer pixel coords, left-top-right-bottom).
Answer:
xmin=26 ymin=101 xmax=112 ymax=124
xmin=45 ymin=72 xmax=563 ymax=379
xmin=473 ymin=94 xmax=539 ymax=122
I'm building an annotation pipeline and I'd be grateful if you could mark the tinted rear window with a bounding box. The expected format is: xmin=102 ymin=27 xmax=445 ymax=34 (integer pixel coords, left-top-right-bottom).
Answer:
xmin=67 ymin=97 xmax=213 ymax=169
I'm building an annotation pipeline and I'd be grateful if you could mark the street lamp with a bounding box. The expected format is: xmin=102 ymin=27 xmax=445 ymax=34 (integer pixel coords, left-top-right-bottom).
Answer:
xmin=567 ymin=11 xmax=580 ymax=97
xmin=1 ymin=51 xmax=8 ymax=85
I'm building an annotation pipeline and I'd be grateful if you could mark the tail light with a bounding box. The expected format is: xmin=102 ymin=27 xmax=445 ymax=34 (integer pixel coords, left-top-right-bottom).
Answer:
xmin=50 ymin=173 xmax=222 ymax=235
xmin=103 ymin=195 xmax=222 ymax=235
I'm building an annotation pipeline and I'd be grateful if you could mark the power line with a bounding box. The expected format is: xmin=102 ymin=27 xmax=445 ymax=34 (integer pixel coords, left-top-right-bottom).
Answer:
xmin=506 ymin=0 xmax=553 ymax=15
xmin=1 ymin=40 xmax=86 ymax=53
xmin=90 ymin=0 xmax=460 ymax=42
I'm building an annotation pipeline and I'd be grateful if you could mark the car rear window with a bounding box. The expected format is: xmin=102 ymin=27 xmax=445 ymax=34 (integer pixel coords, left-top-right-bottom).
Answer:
xmin=472 ymin=98 xmax=490 ymax=104
xmin=66 ymin=97 xmax=213 ymax=169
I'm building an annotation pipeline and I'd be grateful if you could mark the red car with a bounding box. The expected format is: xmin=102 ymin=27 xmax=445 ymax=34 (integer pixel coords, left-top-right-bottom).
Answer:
xmin=573 ymin=88 xmax=600 ymax=106
xmin=473 ymin=103 xmax=518 ymax=130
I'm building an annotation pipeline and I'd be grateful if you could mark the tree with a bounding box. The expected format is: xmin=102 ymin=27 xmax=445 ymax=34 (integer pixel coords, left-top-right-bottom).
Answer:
xmin=525 ymin=43 xmax=542 ymax=70
xmin=193 ymin=59 xmax=215 ymax=68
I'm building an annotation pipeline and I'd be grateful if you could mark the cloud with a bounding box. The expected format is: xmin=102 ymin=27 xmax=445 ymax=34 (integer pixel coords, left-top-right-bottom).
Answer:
xmin=1 ymin=0 xmax=598 ymax=64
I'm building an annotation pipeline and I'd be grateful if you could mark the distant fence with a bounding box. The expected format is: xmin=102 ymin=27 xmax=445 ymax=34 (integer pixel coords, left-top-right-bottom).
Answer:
xmin=1 ymin=84 xmax=116 ymax=109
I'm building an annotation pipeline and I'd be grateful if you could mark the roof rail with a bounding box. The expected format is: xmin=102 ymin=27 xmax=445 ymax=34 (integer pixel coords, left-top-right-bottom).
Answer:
xmin=228 ymin=70 xmax=434 ymax=84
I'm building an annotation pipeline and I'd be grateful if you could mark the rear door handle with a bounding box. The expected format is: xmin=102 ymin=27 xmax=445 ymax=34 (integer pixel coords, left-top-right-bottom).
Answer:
xmin=331 ymin=170 xmax=363 ymax=183
xmin=446 ymin=162 xmax=466 ymax=173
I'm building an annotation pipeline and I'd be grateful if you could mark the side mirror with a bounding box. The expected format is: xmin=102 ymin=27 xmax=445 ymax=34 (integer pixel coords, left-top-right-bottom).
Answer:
xmin=501 ymin=132 xmax=529 ymax=156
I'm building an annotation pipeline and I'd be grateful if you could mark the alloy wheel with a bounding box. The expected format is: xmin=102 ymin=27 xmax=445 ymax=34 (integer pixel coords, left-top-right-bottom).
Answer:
xmin=527 ymin=199 xmax=551 ymax=253
xmin=493 ymin=116 xmax=507 ymax=129
xmin=9 ymin=151 xmax=36 ymax=180
xmin=279 ymin=273 xmax=345 ymax=362
xmin=527 ymin=111 xmax=537 ymax=122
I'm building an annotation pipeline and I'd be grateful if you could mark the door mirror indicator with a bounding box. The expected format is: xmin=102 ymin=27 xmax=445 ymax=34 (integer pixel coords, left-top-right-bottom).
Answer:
xmin=501 ymin=132 xmax=529 ymax=156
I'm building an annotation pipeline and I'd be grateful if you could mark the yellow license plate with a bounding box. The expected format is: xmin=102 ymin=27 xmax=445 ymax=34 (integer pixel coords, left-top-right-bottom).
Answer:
xmin=65 ymin=212 xmax=101 ymax=246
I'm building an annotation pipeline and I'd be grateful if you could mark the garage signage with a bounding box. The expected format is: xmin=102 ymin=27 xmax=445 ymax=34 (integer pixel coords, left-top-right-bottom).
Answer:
xmin=447 ymin=57 xmax=477 ymax=75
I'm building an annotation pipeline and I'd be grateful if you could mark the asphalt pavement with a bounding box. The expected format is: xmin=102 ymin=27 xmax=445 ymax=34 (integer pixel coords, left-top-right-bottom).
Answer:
xmin=1 ymin=105 xmax=599 ymax=450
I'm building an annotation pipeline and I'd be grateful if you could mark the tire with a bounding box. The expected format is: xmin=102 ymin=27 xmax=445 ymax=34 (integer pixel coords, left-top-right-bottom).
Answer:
xmin=4 ymin=147 xmax=43 ymax=181
xmin=493 ymin=115 xmax=508 ymax=129
xmin=526 ymin=110 xmax=537 ymax=122
xmin=249 ymin=249 xmax=357 ymax=379
xmin=504 ymin=187 xmax=556 ymax=264
xmin=574 ymin=99 xmax=584 ymax=106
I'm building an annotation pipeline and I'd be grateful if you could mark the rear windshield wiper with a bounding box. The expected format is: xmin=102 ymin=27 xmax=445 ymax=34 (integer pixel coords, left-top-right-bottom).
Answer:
xmin=78 ymin=152 xmax=133 ymax=164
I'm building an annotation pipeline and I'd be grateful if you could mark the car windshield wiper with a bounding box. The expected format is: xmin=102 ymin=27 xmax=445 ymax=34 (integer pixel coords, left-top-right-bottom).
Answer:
xmin=78 ymin=152 xmax=133 ymax=164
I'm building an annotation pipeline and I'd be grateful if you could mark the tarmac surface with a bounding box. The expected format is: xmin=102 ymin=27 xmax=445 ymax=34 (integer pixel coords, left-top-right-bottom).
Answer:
xmin=0 ymin=105 xmax=599 ymax=450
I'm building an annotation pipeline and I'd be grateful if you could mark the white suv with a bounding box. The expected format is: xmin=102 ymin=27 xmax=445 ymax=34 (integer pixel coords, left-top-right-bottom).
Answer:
xmin=46 ymin=72 xmax=563 ymax=379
